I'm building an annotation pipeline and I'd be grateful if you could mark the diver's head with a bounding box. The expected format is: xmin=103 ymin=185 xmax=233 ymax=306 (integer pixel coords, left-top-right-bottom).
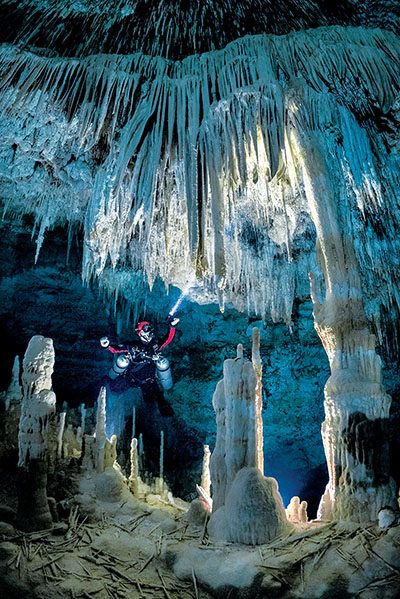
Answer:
xmin=136 ymin=321 xmax=154 ymax=344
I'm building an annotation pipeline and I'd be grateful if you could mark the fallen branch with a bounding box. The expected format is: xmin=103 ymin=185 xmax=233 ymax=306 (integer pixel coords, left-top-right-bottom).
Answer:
xmin=358 ymin=573 xmax=400 ymax=593
xmin=129 ymin=514 xmax=148 ymax=531
xmin=32 ymin=553 xmax=65 ymax=572
xmin=157 ymin=567 xmax=173 ymax=599
xmin=365 ymin=546 xmax=400 ymax=575
xmin=137 ymin=553 xmax=154 ymax=573
xmin=191 ymin=567 xmax=199 ymax=599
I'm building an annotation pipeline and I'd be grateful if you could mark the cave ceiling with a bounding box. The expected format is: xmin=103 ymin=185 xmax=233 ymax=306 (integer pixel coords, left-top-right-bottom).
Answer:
xmin=0 ymin=0 xmax=399 ymax=340
xmin=1 ymin=0 xmax=399 ymax=59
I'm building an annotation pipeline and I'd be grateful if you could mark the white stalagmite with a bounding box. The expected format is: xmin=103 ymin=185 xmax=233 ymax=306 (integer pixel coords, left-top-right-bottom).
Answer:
xmin=95 ymin=386 xmax=107 ymax=473
xmin=251 ymin=327 xmax=264 ymax=474
xmin=129 ymin=437 xmax=139 ymax=495
xmin=210 ymin=344 xmax=261 ymax=509
xmin=81 ymin=434 xmax=96 ymax=472
xmin=209 ymin=342 xmax=288 ymax=543
xmin=201 ymin=444 xmax=211 ymax=497
xmin=286 ymin=496 xmax=308 ymax=524
xmin=160 ymin=430 xmax=164 ymax=481
xmin=0 ymin=356 xmax=22 ymax=461
xmin=57 ymin=412 xmax=66 ymax=459
xmin=80 ymin=403 xmax=86 ymax=437
xmin=18 ymin=335 xmax=56 ymax=467
xmin=17 ymin=335 xmax=57 ymax=531
xmin=5 ymin=355 xmax=22 ymax=411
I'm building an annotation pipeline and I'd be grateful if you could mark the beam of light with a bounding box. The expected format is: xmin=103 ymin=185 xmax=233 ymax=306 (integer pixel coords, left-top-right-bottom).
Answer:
xmin=168 ymin=280 xmax=195 ymax=316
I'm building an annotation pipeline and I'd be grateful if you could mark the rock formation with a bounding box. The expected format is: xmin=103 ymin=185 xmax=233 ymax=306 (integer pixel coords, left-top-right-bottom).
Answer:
xmin=209 ymin=330 xmax=289 ymax=544
xmin=289 ymin=126 xmax=398 ymax=522
xmin=286 ymin=496 xmax=308 ymax=524
xmin=17 ymin=335 xmax=57 ymax=531
xmin=0 ymin=356 xmax=22 ymax=462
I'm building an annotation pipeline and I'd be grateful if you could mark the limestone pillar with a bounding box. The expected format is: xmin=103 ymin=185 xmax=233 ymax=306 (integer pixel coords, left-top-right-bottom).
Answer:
xmin=293 ymin=131 xmax=397 ymax=522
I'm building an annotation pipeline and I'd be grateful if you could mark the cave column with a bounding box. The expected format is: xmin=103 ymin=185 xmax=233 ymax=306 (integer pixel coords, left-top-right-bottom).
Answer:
xmin=295 ymin=135 xmax=396 ymax=522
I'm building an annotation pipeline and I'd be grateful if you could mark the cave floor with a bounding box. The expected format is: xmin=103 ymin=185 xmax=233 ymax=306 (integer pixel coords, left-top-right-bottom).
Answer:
xmin=1 ymin=508 xmax=214 ymax=599
xmin=1 ymin=497 xmax=400 ymax=599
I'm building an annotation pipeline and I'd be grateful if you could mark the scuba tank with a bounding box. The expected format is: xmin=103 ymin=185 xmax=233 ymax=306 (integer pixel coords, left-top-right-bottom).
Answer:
xmin=109 ymin=353 xmax=130 ymax=380
xmin=156 ymin=357 xmax=173 ymax=391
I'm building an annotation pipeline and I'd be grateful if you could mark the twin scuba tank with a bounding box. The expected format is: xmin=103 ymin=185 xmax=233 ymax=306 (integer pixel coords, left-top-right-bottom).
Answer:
xmin=109 ymin=353 xmax=173 ymax=391
xmin=108 ymin=354 xmax=131 ymax=380
xmin=155 ymin=356 xmax=173 ymax=391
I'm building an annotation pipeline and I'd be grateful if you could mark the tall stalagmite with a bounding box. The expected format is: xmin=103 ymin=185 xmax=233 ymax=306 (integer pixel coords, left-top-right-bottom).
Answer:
xmin=208 ymin=331 xmax=289 ymax=544
xmin=17 ymin=335 xmax=56 ymax=531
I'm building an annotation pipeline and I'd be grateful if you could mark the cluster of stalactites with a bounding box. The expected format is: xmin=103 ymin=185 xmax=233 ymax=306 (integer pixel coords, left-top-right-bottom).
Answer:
xmin=0 ymin=27 xmax=399 ymax=324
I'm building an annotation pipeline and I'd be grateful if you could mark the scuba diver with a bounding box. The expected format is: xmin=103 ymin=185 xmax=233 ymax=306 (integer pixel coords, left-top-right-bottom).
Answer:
xmin=100 ymin=316 xmax=179 ymax=416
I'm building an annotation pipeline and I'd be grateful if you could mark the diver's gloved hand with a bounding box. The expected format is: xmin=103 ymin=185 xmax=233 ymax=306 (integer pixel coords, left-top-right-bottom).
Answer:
xmin=100 ymin=336 xmax=110 ymax=348
xmin=167 ymin=315 xmax=179 ymax=326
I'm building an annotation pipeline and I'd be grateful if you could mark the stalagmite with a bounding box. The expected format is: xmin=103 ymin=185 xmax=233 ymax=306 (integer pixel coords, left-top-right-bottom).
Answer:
xmin=95 ymin=387 xmax=107 ymax=474
xmin=57 ymin=412 xmax=66 ymax=459
xmin=210 ymin=337 xmax=263 ymax=507
xmin=251 ymin=328 xmax=264 ymax=474
xmin=81 ymin=434 xmax=96 ymax=473
xmin=208 ymin=342 xmax=289 ymax=543
xmin=4 ymin=356 xmax=22 ymax=411
xmin=79 ymin=403 xmax=86 ymax=437
xmin=138 ymin=433 xmax=144 ymax=472
xmin=299 ymin=500 xmax=308 ymax=524
xmin=17 ymin=335 xmax=56 ymax=531
xmin=129 ymin=437 xmax=139 ymax=496
xmin=201 ymin=444 xmax=211 ymax=497
xmin=0 ymin=356 xmax=22 ymax=462
xmin=62 ymin=423 xmax=82 ymax=458
xmin=222 ymin=467 xmax=290 ymax=544
xmin=286 ymin=496 xmax=308 ymax=524
xmin=160 ymin=430 xmax=164 ymax=482
xmin=155 ymin=430 xmax=169 ymax=496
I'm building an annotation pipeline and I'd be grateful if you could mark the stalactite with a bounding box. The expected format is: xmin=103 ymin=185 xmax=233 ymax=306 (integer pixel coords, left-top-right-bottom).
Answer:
xmin=0 ymin=27 xmax=399 ymax=327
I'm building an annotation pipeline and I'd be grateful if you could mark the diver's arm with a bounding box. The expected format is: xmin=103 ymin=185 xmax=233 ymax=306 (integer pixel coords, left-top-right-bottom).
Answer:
xmin=100 ymin=337 xmax=129 ymax=354
xmin=158 ymin=316 xmax=179 ymax=351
